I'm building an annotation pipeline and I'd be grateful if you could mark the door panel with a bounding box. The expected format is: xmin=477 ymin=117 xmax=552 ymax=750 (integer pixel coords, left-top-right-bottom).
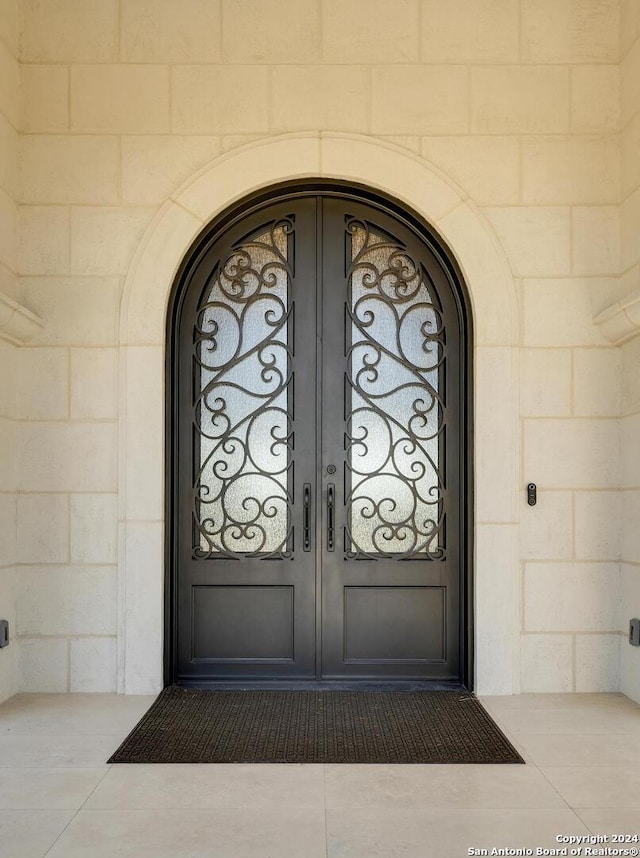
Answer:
xmin=343 ymin=586 xmax=445 ymax=662
xmin=172 ymin=190 xmax=465 ymax=684
xmin=320 ymin=199 xmax=460 ymax=680
xmin=176 ymin=199 xmax=317 ymax=680
xmin=192 ymin=586 xmax=294 ymax=661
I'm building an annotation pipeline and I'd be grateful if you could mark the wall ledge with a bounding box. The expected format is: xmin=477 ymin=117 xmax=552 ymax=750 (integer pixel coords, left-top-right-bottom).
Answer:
xmin=594 ymin=287 xmax=640 ymax=345
xmin=0 ymin=290 xmax=43 ymax=345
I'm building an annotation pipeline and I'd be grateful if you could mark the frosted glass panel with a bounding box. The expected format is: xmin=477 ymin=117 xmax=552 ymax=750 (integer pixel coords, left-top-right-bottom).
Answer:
xmin=346 ymin=221 xmax=444 ymax=558
xmin=193 ymin=222 xmax=293 ymax=558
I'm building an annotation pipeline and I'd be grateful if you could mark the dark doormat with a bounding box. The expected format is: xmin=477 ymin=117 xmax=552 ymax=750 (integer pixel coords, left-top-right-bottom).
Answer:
xmin=108 ymin=687 xmax=523 ymax=764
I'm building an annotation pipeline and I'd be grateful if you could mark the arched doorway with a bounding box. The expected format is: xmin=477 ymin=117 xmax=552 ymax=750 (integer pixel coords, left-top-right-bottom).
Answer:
xmin=165 ymin=181 xmax=473 ymax=687
xmin=118 ymin=134 xmax=520 ymax=696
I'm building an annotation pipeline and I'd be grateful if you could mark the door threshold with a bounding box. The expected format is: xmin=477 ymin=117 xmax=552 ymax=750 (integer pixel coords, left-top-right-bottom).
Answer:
xmin=175 ymin=679 xmax=468 ymax=692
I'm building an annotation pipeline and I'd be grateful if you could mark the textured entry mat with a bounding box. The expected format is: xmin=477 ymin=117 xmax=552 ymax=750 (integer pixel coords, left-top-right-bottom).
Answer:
xmin=108 ymin=687 xmax=524 ymax=764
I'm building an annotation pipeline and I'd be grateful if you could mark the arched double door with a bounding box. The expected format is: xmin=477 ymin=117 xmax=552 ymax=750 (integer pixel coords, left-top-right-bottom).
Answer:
xmin=166 ymin=183 xmax=472 ymax=687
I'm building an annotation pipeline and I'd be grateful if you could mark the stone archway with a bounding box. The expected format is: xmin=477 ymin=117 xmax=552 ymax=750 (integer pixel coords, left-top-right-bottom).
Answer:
xmin=118 ymin=132 xmax=520 ymax=695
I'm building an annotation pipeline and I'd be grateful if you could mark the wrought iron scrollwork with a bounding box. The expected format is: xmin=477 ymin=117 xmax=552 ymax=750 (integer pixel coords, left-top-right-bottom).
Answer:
xmin=192 ymin=219 xmax=295 ymax=559
xmin=345 ymin=218 xmax=446 ymax=560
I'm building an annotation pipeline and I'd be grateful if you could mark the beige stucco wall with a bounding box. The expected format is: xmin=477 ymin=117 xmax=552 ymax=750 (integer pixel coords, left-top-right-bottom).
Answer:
xmin=0 ymin=0 xmax=638 ymax=698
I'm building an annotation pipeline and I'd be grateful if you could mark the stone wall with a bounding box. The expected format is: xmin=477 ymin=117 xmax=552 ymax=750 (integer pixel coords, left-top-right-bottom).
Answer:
xmin=620 ymin=0 xmax=640 ymax=701
xmin=5 ymin=0 xmax=638 ymax=695
xmin=0 ymin=0 xmax=20 ymax=703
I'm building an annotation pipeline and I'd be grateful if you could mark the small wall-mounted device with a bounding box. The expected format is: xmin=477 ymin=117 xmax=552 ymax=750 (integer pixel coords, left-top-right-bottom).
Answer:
xmin=0 ymin=620 xmax=8 ymax=648
xmin=527 ymin=483 xmax=537 ymax=506
xmin=630 ymin=618 xmax=640 ymax=647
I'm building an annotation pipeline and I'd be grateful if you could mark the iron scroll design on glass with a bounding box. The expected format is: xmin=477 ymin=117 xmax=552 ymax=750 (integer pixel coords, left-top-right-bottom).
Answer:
xmin=345 ymin=218 xmax=445 ymax=560
xmin=192 ymin=219 xmax=294 ymax=559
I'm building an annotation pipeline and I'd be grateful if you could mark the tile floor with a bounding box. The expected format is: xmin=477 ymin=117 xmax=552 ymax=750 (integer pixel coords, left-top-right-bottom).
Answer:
xmin=0 ymin=691 xmax=639 ymax=857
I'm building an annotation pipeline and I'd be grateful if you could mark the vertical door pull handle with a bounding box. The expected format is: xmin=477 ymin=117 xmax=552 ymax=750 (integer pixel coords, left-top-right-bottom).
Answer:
xmin=327 ymin=483 xmax=335 ymax=552
xmin=303 ymin=483 xmax=311 ymax=552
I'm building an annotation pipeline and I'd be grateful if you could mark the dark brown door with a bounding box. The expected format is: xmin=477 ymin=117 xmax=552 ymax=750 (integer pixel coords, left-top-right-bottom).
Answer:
xmin=171 ymin=190 xmax=467 ymax=685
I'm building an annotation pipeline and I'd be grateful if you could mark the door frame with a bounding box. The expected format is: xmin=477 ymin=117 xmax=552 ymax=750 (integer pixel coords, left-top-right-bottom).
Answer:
xmin=164 ymin=179 xmax=474 ymax=689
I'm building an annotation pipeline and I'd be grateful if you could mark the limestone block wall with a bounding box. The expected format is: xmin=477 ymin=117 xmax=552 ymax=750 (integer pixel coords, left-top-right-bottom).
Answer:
xmin=621 ymin=0 xmax=640 ymax=302
xmin=0 ymin=2 xmax=18 ymax=299
xmin=620 ymin=1 xmax=640 ymax=701
xmin=0 ymin=0 xmax=20 ymax=704
xmin=0 ymin=333 xmax=17 ymax=704
xmin=5 ymin=0 xmax=636 ymax=695
xmin=621 ymin=335 xmax=640 ymax=700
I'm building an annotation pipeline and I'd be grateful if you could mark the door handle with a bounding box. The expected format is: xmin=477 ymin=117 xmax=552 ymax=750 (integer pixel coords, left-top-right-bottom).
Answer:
xmin=303 ymin=483 xmax=311 ymax=552
xmin=327 ymin=483 xmax=335 ymax=552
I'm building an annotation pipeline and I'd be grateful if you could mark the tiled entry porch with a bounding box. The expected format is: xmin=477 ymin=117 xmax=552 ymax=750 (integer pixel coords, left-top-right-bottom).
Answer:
xmin=0 ymin=693 xmax=639 ymax=857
